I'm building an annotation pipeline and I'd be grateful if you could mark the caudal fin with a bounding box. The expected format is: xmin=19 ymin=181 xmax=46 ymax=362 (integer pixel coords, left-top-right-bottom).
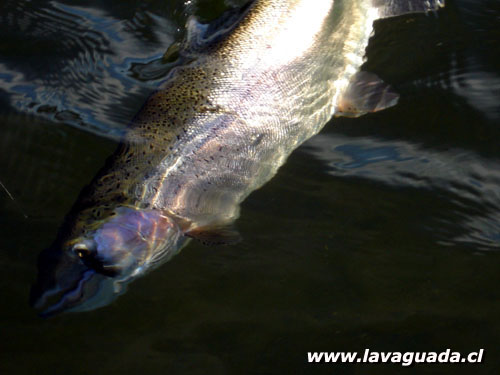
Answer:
xmin=373 ymin=0 xmax=445 ymax=18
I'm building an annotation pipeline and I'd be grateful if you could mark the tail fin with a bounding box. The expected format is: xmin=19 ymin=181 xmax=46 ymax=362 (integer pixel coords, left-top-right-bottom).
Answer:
xmin=373 ymin=0 xmax=445 ymax=18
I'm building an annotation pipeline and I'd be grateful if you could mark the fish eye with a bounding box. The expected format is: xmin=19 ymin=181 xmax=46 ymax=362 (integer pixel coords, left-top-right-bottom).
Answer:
xmin=72 ymin=242 xmax=120 ymax=277
xmin=72 ymin=243 xmax=94 ymax=259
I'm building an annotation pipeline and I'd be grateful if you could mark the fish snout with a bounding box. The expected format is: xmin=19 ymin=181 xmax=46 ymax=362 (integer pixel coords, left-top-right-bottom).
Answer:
xmin=30 ymin=245 xmax=122 ymax=317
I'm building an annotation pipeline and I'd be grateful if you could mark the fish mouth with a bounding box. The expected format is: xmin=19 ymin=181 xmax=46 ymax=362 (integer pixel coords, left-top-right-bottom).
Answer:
xmin=30 ymin=247 xmax=129 ymax=317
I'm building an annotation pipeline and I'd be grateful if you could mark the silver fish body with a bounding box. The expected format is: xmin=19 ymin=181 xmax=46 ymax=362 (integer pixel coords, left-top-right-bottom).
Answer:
xmin=132 ymin=0 xmax=389 ymax=225
xmin=31 ymin=0 xmax=444 ymax=315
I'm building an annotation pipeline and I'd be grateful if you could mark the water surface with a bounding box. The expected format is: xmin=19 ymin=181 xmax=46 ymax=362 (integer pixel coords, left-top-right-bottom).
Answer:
xmin=1 ymin=0 xmax=499 ymax=374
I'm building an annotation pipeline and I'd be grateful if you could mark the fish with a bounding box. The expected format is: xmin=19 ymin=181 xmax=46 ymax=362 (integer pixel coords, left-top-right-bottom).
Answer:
xmin=31 ymin=0 xmax=445 ymax=316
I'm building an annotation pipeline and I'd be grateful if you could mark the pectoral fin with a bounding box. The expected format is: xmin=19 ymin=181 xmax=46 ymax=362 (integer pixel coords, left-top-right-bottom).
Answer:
xmin=335 ymin=71 xmax=399 ymax=118
xmin=185 ymin=225 xmax=242 ymax=246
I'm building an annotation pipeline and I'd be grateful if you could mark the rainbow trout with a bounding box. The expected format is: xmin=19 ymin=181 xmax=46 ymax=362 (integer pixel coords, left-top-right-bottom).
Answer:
xmin=32 ymin=0 xmax=444 ymax=315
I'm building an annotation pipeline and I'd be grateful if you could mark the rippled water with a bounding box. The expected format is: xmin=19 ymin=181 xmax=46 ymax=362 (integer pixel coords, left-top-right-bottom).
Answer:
xmin=1 ymin=0 xmax=499 ymax=374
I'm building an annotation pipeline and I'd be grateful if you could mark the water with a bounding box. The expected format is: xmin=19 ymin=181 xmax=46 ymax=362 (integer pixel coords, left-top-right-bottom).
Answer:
xmin=1 ymin=0 xmax=499 ymax=374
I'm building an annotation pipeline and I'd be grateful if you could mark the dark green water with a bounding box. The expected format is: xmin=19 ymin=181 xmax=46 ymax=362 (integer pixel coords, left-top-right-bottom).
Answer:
xmin=1 ymin=0 xmax=499 ymax=374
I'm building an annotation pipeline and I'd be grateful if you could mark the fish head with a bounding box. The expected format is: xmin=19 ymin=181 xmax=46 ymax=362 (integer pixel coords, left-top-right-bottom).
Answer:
xmin=31 ymin=207 xmax=187 ymax=316
xmin=70 ymin=207 xmax=186 ymax=277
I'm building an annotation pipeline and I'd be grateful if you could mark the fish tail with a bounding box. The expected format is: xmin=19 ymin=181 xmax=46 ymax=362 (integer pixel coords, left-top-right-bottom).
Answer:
xmin=373 ymin=0 xmax=445 ymax=18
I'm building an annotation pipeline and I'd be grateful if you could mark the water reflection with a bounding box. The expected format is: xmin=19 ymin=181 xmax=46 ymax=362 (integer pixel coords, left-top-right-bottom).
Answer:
xmin=0 ymin=0 xmax=184 ymax=137
xmin=305 ymin=133 xmax=500 ymax=251
xmin=417 ymin=54 xmax=500 ymax=120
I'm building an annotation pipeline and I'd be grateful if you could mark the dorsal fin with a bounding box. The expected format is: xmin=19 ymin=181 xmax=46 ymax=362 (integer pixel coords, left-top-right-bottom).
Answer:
xmin=372 ymin=0 xmax=445 ymax=18
xmin=182 ymin=1 xmax=254 ymax=55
